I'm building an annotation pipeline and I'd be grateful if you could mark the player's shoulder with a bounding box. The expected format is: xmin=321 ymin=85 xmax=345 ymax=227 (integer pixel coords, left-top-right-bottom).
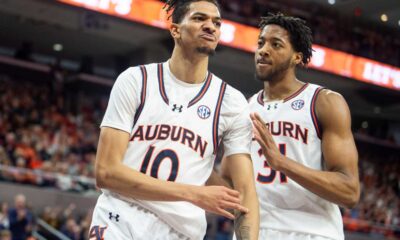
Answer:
xmin=224 ymin=84 xmax=247 ymax=102
xmin=116 ymin=62 xmax=161 ymax=82
xmin=316 ymin=88 xmax=347 ymax=109
xmin=313 ymin=85 xmax=350 ymax=126
xmin=306 ymin=82 xmax=344 ymax=105
xmin=306 ymin=83 xmax=333 ymax=95
xmin=116 ymin=66 xmax=140 ymax=81
xmin=318 ymin=88 xmax=342 ymax=98
xmin=113 ymin=63 xmax=154 ymax=91
xmin=300 ymin=83 xmax=340 ymax=105
xmin=248 ymin=90 xmax=263 ymax=105
xmin=211 ymin=74 xmax=247 ymax=104
xmin=125 ymin=62 xmax=160 ymax=75
xmin=139 ymin=62 xmax=160 ymax=71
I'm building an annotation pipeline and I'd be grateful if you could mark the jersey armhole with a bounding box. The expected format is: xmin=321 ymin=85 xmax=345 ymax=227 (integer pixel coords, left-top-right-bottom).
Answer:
xmin=132 ymin=65 xmax=148 ymax=128
xmin=212 ymin=82 xmax=227 ymax=154
xmin=310 ymin=87 xmax=325 ymax=139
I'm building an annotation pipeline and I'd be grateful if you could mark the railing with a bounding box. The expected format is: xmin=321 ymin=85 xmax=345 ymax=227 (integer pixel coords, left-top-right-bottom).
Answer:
xmin=35 ymin=218 xmax=71 ymax=240
xmin=0 ymin=165 xmax=96 ymax=193
xmin=0 ymin=54 xmax=115 ymax=87
xmin=344 ymin=217 xmax=400 ymax=239
xmin=32 ymin=232 xmax=47 ymax=240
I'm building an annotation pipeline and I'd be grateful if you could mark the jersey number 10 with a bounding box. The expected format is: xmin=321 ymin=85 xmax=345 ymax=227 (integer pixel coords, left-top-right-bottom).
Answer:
xmin=140 ymin=146 xmax=179 ymax=182
xmin=257 ymin=144 xmax=288 ymax=184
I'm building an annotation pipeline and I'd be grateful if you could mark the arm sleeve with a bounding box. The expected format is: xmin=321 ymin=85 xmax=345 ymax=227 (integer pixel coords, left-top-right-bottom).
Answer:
xmin=100 ymin=67 xmax=141 ymax=135
xmin=221 ymin=87 xmax=252 ymax=157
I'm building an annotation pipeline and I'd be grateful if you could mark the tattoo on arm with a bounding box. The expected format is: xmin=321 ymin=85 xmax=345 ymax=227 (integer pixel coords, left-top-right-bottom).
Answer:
xmin=234 ymin=211 xmax=250 ymax=240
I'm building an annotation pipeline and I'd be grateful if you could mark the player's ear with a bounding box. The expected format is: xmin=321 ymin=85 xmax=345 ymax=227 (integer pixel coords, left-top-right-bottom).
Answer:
xmin=293 ymin=52 xmax=303 ymax=66
xmin=170 ymin=23 xmax=181 ymax=39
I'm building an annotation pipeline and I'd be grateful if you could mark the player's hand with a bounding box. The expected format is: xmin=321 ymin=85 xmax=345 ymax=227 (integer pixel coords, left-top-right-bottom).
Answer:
xmin=190 ymin=185 xmax=249 ymax=220
xmin=251 ymin=112 xmax=284 ymax=170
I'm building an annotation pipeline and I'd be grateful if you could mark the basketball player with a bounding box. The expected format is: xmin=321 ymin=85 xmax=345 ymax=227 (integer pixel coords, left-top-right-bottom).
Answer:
xmin=89 ymin=0 xmax=259 ymax=239
xmin=248 ymin=13 xmax=360 ymax=240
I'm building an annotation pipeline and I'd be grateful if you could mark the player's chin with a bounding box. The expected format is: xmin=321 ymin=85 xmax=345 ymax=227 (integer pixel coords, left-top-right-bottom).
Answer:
xmin=255 ymin=67 xmax=267 ymax=76
xmin=196 ymin=46 xmax=216 ymax=56
xmin=255 ymin=71 xmax=271 ymax=82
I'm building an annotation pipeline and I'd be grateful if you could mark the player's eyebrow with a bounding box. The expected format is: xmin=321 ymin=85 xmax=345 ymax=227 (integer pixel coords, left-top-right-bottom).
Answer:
xmin=191 ymin=12 xmax=221 ymax=21
xmin=257 ymin=36 xmax=285 ymax=44
xmin=271 ymin=37 xmax=286 ymax=44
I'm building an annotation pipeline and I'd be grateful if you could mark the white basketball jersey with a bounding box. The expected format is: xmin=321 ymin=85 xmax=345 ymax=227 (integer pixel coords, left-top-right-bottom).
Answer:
xmin=99 ymin=61 xmax=251 ymax=240
xmin=249 ymin=83 xmax=344 ymax=240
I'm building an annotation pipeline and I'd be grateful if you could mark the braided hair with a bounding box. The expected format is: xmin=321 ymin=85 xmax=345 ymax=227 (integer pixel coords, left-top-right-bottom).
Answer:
xmin=259 ymin=13 xmax=313 ymax=65
xmin=161 ymin=0 xmax=220 ymax=23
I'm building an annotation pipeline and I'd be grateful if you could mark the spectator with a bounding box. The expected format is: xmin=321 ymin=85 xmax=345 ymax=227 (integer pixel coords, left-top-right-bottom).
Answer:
xmin=8 ymin=194 xmax=33 ymax=240
xmin=60 ymin=218 xmax=81 ymax=240
xmin=0 ymin=230 xmax=11 ymax=240
xmin=0 ymin=203 xmax=9 ymax=230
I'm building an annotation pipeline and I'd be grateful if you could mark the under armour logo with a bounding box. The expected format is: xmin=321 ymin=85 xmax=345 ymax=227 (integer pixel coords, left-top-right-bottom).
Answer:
xmin=266 ymin=103 xmax=278 ymax=110
xmin=172 ymin=104 xmax=183 ymax=112
xmin=109 ymin=212 xmax=119 ymax=222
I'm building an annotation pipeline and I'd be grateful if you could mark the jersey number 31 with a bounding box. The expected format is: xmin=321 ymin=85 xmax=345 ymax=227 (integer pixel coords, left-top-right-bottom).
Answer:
xmin=257 ymin=144 xmax=288 ymax=184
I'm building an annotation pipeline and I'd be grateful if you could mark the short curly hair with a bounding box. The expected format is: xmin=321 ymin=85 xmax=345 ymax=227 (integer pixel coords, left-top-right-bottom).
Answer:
xmin=162 ymin=0 xmax=220 ymax=23
xmin=259 ymin=13 xmax=313 ymax=65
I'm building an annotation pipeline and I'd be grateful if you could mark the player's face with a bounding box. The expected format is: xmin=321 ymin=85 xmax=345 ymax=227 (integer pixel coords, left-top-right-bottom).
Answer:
xmin=173 ymin=1 xmax=221 ymax=56
xmin=255 ymin=24 xmax=300 ymax=82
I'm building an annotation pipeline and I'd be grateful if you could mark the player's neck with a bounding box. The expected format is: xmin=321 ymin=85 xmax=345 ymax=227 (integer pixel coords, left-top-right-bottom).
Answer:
xmin=263 ymin=72 xmax=304 ymax=101
xmin=169 ymin=48 xmax=209 ymax=84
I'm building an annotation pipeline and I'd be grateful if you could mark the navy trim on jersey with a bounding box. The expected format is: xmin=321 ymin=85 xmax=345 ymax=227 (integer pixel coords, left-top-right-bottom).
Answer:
xmin=133 ymin=65 xmax=148 ymax=126
xmin=187 ymin=72 xmax=213 ymax=108
xmin=157 ymin=63 xmax=169 ymax=105
xmin=284 ymin=83 xmax=309 ymax=102
xmin=257 ymin=90 xmax=264 ymax=106
xmin=311 ymin=87 xmax=324 ymax=139
xmin=212 ymin=82 xmax=227 ymax=154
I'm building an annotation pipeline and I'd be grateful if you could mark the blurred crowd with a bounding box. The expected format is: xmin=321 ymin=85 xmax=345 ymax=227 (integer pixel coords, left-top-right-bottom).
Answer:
xmin=0 ymin=194 xmax=34 ymax=240
xmin=39 ymin=203 xmax=92 ymax=240
xmin=0 ymin=76 xmax=100 ymax=192
xmin=217 ymin=0 xmax=400 ymax=67
xmin=343 ymin=146 xmax=400 ymax=239
xmin=0 ymin=72 xmax=399 ymax=239
xmin=0 ymin=194 xmax=92 ymax=240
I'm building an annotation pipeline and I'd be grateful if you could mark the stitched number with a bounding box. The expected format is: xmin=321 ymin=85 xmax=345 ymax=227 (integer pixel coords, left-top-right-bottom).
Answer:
xmin=89 ymin=226 xmax=107 ymax=240
xmin=140 ymin=146 xmax=179 ymax=181
xmin=257 ymin=144 xmax=288 ymax=184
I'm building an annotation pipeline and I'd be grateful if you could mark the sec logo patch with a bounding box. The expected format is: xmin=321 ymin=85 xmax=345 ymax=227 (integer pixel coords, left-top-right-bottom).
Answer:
xmin=197 ymin=105 xmax=211 ymax=119
xmin=291 ymin=100 xmax=304 ymax=110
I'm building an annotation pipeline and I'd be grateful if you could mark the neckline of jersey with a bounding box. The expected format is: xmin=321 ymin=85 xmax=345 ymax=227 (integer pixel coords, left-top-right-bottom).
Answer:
xmin=258 ymin=83 xmax=310 ymax=105
xmin=258 ymin=83 xmax=309 ymax=103
xmin=165 ymin=60 xmax=208 ymax=88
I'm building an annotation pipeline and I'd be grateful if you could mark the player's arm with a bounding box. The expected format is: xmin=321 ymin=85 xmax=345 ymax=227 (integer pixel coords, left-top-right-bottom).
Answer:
xmin=96 ymin=127 xmax=248 ymax=219
xmin=222 ymin=154 xmax=259 ymax=240
xmin=96 ymin=126 xmax=192 ymax=201
xmin=206 ymin=169 xmax=232 ymax=188
xmin=251 ymin=89 xmax=360 ymax=208
xmin=220 ymin=91 xmax=259 ymax=240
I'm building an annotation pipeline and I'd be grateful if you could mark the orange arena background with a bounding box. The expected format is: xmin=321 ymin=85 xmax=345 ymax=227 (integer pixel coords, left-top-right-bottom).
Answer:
xmin=58 ymin=0 xmax=400 ymax=91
